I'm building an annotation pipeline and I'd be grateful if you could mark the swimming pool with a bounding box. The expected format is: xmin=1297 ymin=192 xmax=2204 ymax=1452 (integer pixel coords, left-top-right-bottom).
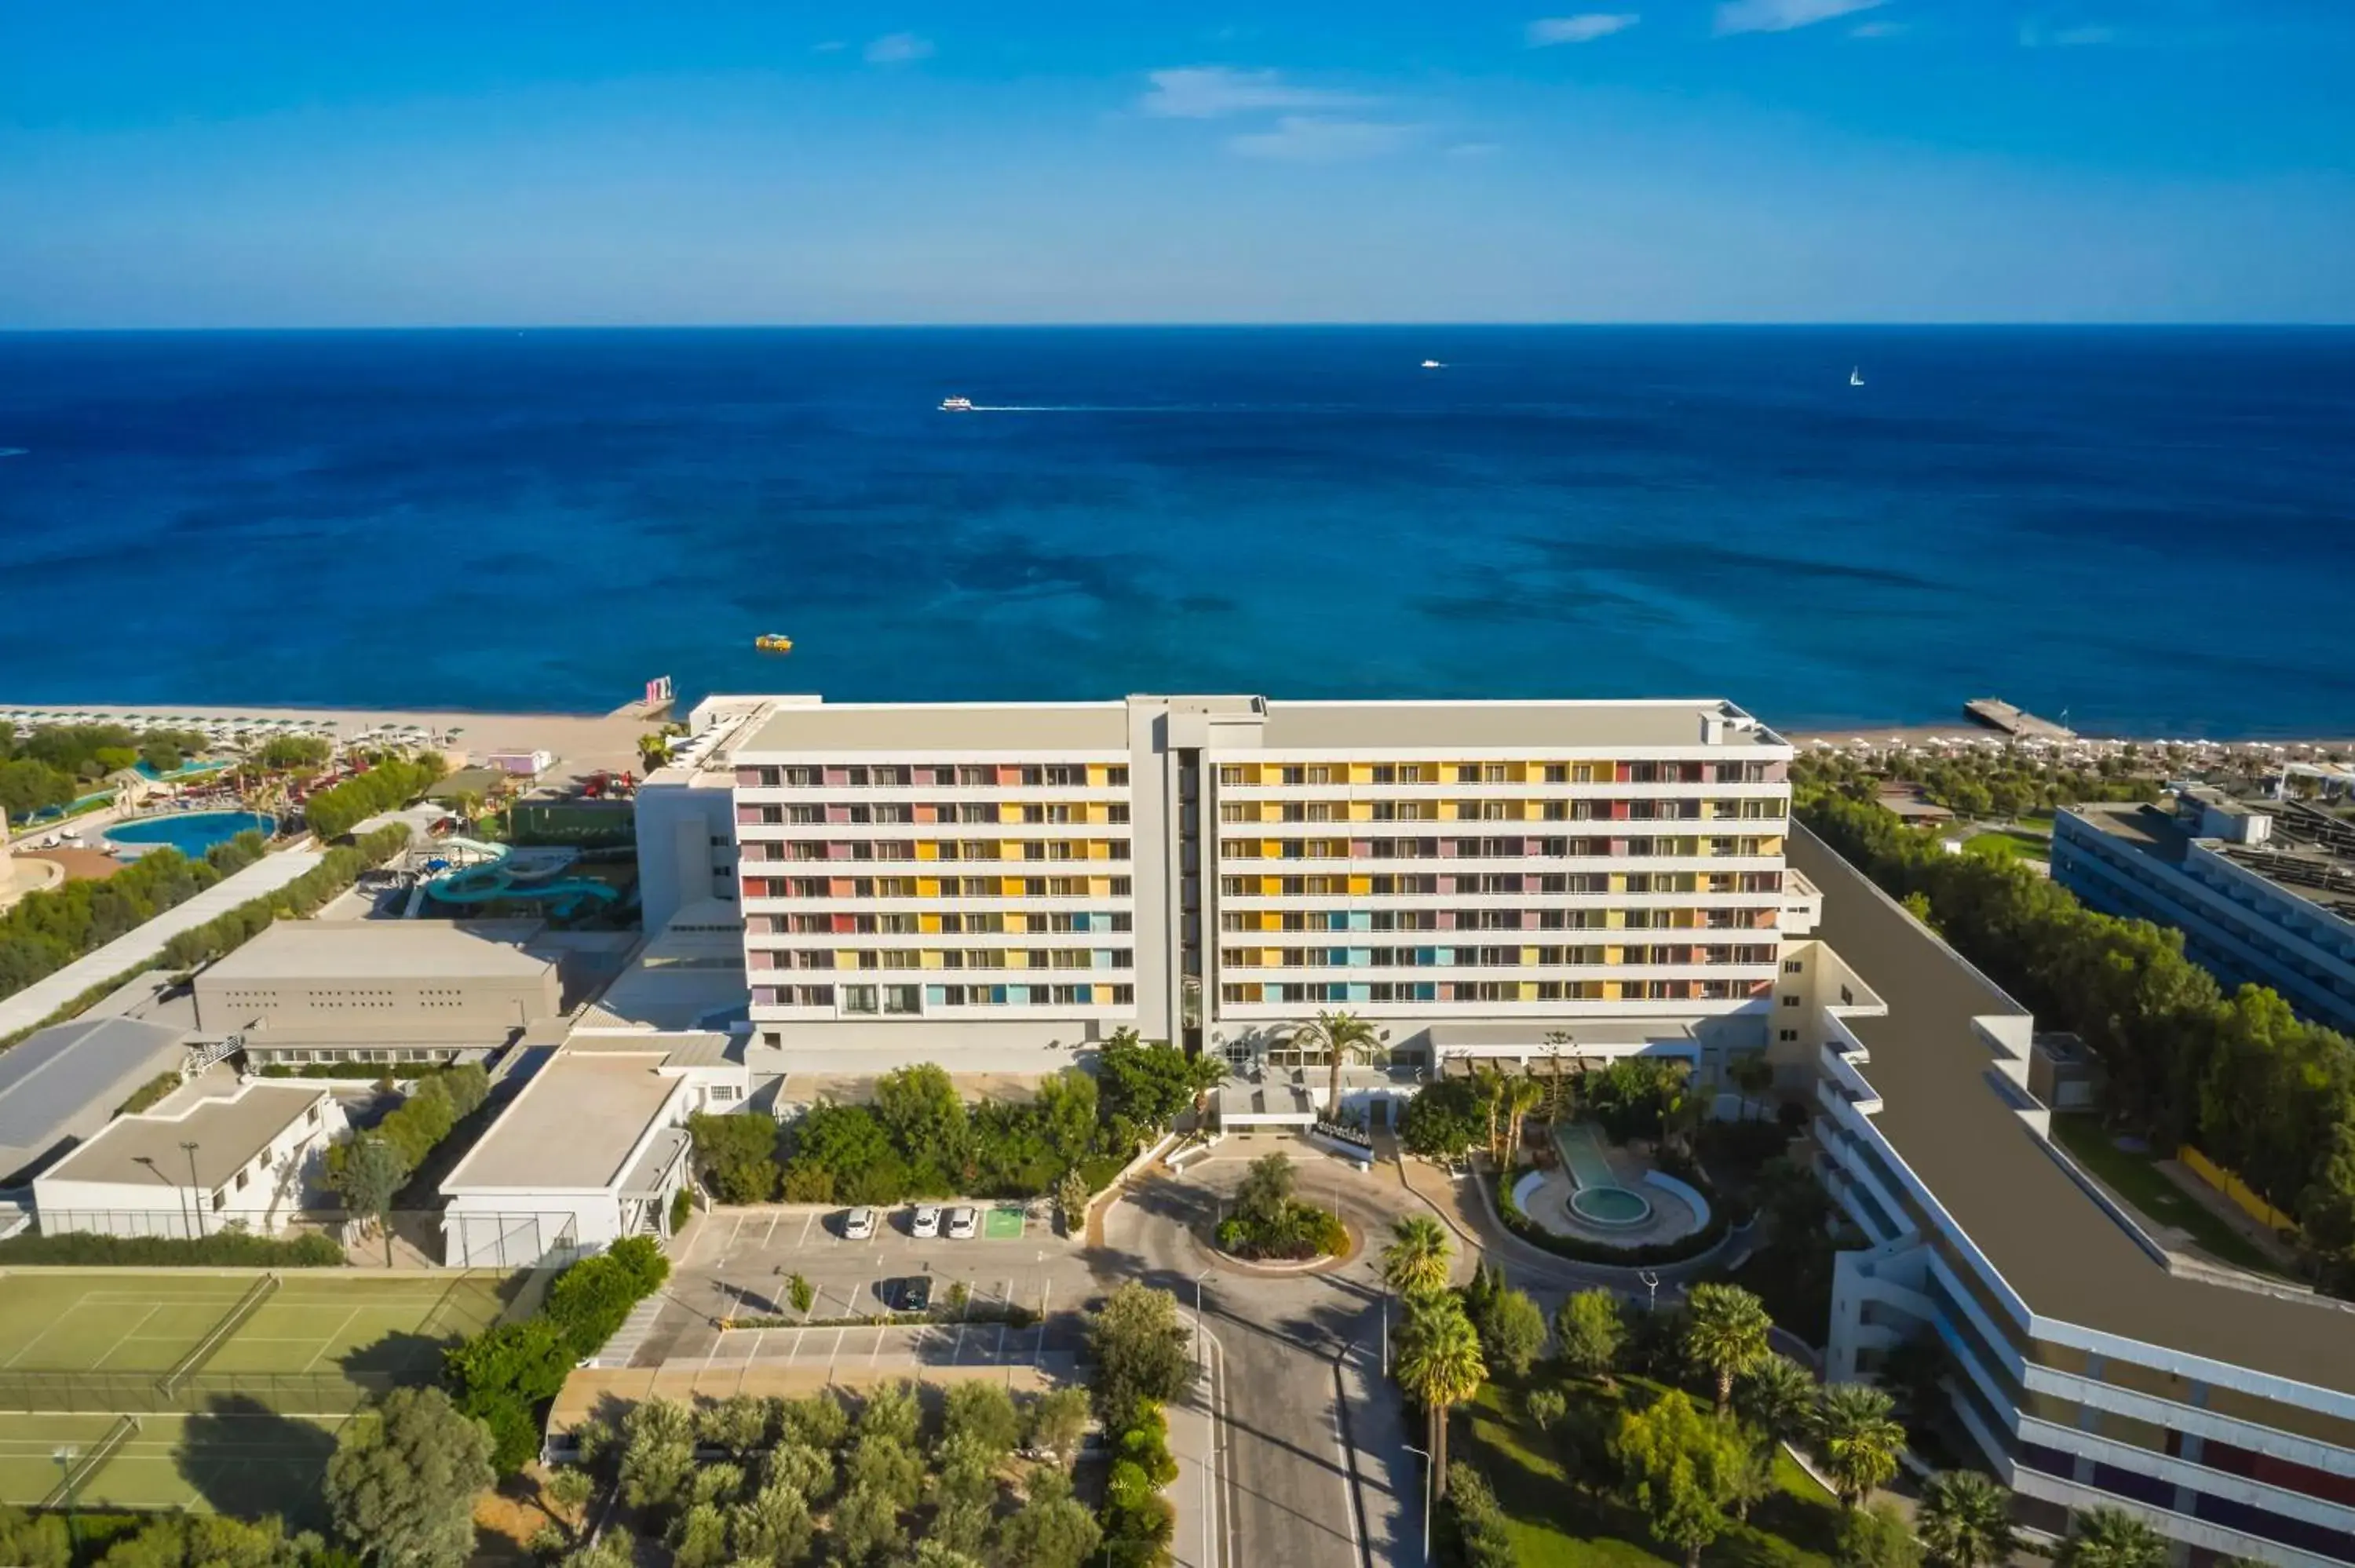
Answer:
xmin=105 ymin=811 xmax=275 ymax=859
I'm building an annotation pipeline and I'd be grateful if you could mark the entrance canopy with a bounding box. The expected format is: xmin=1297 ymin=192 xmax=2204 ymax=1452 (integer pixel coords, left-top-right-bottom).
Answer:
xmin=1427 ymin=1019 xmax=1699 ymax=1073
xmin=1214 ymin=1081 xmax=1318 ymax=1127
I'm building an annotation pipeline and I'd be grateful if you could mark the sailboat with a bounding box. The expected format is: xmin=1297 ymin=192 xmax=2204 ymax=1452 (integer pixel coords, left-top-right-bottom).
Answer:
xmin=1849 ymin=366 xmax=1865 ymax=388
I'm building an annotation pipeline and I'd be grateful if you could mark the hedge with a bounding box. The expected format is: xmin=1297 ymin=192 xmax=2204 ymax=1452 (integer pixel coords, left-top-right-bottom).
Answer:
xmin=159 ymin=823 xmax=411 ymax=969
xmin=255 ymin=1060 xmax=480 ymax=1082
xmin=444 ymin=1234 xmax=671 ymax=1475
xmin=0 ymin=1229 xmax=345 ymax=1267
xmin=303 ymin=755 xmax=445 ymax=841
xmin=115 ymin=1071 xmax=183 ymax=1116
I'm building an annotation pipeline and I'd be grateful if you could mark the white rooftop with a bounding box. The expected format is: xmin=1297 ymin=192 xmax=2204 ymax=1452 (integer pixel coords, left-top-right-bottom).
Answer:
xmin=203 ymin=920 xmax=554 ymax=983
xmin=444 ymin=1052 xmax=685 ymax=1191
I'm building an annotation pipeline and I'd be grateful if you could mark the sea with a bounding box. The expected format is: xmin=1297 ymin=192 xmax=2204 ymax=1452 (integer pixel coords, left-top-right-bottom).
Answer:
xmin=1 ymin=326 xmax=2350 ymax=738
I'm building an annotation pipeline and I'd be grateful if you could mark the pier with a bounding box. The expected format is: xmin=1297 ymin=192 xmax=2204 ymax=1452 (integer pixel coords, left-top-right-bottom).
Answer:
xmin=1963 ymin=697 xmax=2077 ymax=742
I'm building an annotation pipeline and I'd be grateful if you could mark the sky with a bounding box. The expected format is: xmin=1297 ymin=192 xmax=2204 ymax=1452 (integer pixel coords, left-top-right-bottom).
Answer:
xmin=2 ymin=1 xmax=2351 ymax=326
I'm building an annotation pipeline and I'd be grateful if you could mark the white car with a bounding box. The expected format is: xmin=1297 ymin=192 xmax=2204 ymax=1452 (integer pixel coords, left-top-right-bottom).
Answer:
xmin=842 ymin=1205 xmax=877 ymax=1241
xmin=911 ymin=1205 xmax=943 ymax=1239
xmin=946 ymin=1205 xmax=979 ymax=1241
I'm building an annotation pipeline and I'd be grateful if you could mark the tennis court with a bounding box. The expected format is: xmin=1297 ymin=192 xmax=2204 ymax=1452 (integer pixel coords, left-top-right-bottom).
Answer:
xmin=0 ymin=1268 xmax=513 ymax=1512
xmin=0 ymin=1271 xmax=516 ymax=1413
xmin=0 ymin=1409 xmax=353 ymax=1522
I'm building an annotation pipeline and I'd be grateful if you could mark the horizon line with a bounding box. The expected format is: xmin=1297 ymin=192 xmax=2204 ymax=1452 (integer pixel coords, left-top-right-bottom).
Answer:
xmin=4 ymin=320 xmax=2352 ymax=334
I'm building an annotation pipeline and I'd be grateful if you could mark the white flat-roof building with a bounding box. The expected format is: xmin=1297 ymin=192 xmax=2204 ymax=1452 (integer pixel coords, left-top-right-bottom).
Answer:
xmin=32 ymin=1081 xmax=345 ymax=1238
xmin=438 ymin=1029 xmax=748 ymax=1267
xmin=682 ymin=693 xmax=1796 ymax=1093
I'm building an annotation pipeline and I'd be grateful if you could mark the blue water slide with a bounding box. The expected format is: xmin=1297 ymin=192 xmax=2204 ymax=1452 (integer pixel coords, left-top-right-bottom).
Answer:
xmin=421 ymin=837 xmax=619 ymax=917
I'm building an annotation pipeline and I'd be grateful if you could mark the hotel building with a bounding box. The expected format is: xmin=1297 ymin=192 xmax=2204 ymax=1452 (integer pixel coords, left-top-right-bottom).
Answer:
xmin=642 ymin=693 xmax=1803 ymax=1086
xmin=1793 ymin=828 xmax=2355 ymax=1566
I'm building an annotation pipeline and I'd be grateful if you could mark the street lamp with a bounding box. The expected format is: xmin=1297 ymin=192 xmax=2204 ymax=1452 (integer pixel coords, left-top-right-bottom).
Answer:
xmin=181 ymin=1141 xmax=206 ymax=1238
xmin=1638 ymin=1268 xmax=1660 ymax=1315
xmin=1403 ymin=1441 xmax=1434 ymax=1566
xmin=133 ymin=1154 xmax=193 ymax=1239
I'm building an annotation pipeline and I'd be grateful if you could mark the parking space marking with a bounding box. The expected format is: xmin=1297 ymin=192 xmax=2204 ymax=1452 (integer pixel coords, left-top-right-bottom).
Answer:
xmin=796 ymin=1212 xmax=816 ymax=1248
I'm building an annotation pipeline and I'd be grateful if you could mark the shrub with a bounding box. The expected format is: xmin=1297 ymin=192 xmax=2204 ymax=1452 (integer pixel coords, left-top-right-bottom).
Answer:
xmin=546 ymin=1235 xmax=671 ymax=1359
xmin=115 ymin=1070 xmax=183 ymax=1115
xmin=0 ymin=1229 xmax=345 ymax=1267
xmin=668 ymin=1186 xmax=693 ymax=1234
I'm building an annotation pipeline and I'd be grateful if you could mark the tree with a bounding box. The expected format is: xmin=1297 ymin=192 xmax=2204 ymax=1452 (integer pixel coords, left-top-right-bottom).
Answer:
xmin=1471 ymin=1281 xmax=1546 ymax=1378
xmin=1233 ymin=1150 xmax=1298 ymax=1229
xmin=859 ymin=1379 xmax=923 ymax=1449
xmin=1399 ymin=1078 xmax=1488 ymax=1162
xmin=0 ymin=1505 xmax=70 ymax=1568
xmin=685 ymin=1111 xmax=782 ymax=1204
xmin=619 ymin=1396 xmax=698 ymax=1515
xmin=332 ymin=1133 xmax=411 ymax=1266
xmin=847 ymin=1433 xmax=924 ymax=1511
xmin=1917 ymin=1470 xmax=2018 ymax=1568
xmin=1730 ymin=1054 xmax=1776 ymax=1121
xmin=1088 ymin=1282 xmax=1198 ymax=1429
xmin=1555 ymin=1289 xmax=1627 ymax=1384
xmin=324 ymin=1385 xmax=495 ymax=1568
xmin=560 ymin=1528 xmax=635 ymax=1568
xmin=1395 ymin=1293 xmax=1486 ymax=1499
xmin=1499 ymin=1074 xmax=1544 ymax=1161
xmin=991 ymin=1468 xmax=1102 ymax=1568
xmin=1526 ymin=1387 xmax=1568 ymax=1432
xmin=1056 ymin=1167 xmax=1091 ymax=1237
xmin=1683 ymin=1282 xmax=1774 ymax=1415
xmin=1095 ymin=1028 xmax=1225 ymax=1133
xmin=2054 ymin=1507 xmax=2168 ymax=1568
xmin=1816 ymin=1382 xmax=1908 ymax=1509
xmin=1379 ymin=1216 xmax=1454 ymax=1298
xmin=668 ymin=1502 xmax=729 ymax=1568
xmin=1735 ymin=1354 xmax=1818 ymax=1449
xmin=777 ymin=1390 xmax=850 ymax=1453
xmin=728 ymin=1479 xmax=812 ymax=1567
xmin=1026 ymin=1386 xmax=1090 ymax=1460
xmin=830 ymin=1482 xmax=905 ymax=1565
xmin=1443 ymin=1462 xmax=1517 ymax=1568
xmin=1609 ymin=1387 xmax=1747 ymax=1568
xmin=1291 ymin=1009 xmax=1384 ymax=1115
xmin=1838 ymin=1500 xmax=1923 ymax=1568
xmin=874 ymin=1063 xmax=974 ymax=1188
xmin=697 ymin=1392 xmax=770 ymax=1457
xmin=941 ymin=1380 xmax=1023 ymax=1458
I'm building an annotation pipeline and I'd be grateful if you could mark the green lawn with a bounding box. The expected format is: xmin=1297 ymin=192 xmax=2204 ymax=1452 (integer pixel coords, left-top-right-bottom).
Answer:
xmin=1457 ymin=1373 xmax=1842 ymax=1568
xmin=2049 ymin=1117 xmax=2287 ymax=1278
xmin=1962 ymin=828 xmax=2050 ymax=864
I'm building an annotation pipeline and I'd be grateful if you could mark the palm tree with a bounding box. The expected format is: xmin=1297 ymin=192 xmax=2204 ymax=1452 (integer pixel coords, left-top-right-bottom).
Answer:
xmin=1683 ymin=1283 xmax=1773 ymax=1415
xmin=1816 ymin=1382 xmax=1908 ymax=1508
xmin=1293 ymin=1010 xmax=1384 ymax=1118
xmin=1470 ymin=1063 xmax=1506 ymax=1161
xmin=1394 ymin=1294 xmax=1486 ymax=1499
xmin=2054 ymin=1507 xmax=2167 ymax=1568
xmin=1379 ymin=1216 xmax=1453 ymax=1298
xmin=1733 ymin=1353 xmax=1817 ymax=1449
xmin=1917 ymin=1470 xmax=2018 ymax=1568
xmin=1499 ymin=1075 xmax=1544 ymax=1163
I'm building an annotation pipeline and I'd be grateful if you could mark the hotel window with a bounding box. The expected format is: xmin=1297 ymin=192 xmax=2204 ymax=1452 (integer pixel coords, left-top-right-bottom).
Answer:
xmin=1455 ymin=764 xmax=1480 ymax=783
xmin=1784 ymin=959 xmax=1804 ymax=973
xmin=883 ymin=986 xmax=921 ymax=1014
xmin=958 ymin=766 xmax=990 ymax=786
xmin=1219 ymin=765 xmax=1248 ymax=786
xmin=842 ymin=986 xmax=879 ymax=1014
xmin=1280 ymin=766 xmax=1305 ymax=786
xmin=1484 ymin=764 xmax=1508 ymax=783
xmin=1779 ymin=1029 xmax=1799 ymax=1042
xmin=1543 ymin=764 xmax=1567 ymax=783
xmin=1020 ymin=767 xmax=1045 ymax=786
xmin=1780 ymin=994 xmax=1799 ymax=1007
xmin=1371 ymin=764 xmax=1397 ymax=784
xmin=784 ymin=766 xmax=821 ymax=786
xmin=1045 ymin=765 xmax=1084 ymax=786
xmin=1107 ymin=766 xmax=1129 ymax=786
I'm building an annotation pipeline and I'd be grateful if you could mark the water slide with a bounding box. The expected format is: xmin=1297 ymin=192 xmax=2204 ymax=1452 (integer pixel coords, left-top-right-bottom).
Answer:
xmin=418 ymin=837 xmax=620 ymax=917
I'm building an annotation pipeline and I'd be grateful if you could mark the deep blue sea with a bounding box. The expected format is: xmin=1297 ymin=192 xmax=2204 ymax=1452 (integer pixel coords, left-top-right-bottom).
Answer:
xmin=1 ymin=327 xmax=2350 ymax=737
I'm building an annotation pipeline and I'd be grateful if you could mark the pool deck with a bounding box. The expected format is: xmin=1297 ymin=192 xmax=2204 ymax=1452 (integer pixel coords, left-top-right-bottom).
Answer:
xmin=0 ymin=847 xmax=325 ymax=1041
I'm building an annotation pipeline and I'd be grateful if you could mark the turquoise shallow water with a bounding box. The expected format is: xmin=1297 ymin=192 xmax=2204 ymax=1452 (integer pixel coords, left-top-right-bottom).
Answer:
xmin=2 ymin=326 xmax=2350 ymax=735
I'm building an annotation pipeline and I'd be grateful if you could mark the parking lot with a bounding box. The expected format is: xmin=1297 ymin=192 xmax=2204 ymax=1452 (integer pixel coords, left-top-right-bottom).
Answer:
xmin=641 ymin=1204 xmax=1104 ymax=1369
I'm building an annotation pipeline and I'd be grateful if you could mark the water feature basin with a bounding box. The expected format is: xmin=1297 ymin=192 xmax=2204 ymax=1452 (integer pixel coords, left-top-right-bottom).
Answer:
xmin=1553 ymin=1119 xmax=1656 ymax=1229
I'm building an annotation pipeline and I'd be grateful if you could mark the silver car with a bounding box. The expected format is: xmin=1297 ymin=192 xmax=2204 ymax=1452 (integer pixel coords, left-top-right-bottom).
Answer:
xmin=842 ymin=1205 xmax=877 ymax=1241
xmin=946 ymin=1205 xmax=979 ymax=1240
xmin=911 ymin=1205 xmax=943 ymax=1238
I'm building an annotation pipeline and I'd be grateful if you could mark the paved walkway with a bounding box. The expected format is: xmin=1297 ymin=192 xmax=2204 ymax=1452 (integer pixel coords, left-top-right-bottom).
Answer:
xmin=0 ymin=846 xmax=327 ymax=1038
xmin=1341 ymin=1336 xmax=1423 ymax=1568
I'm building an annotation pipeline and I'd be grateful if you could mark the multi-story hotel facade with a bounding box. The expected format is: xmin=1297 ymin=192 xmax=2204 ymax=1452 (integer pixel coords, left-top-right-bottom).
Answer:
xmin=653 ymin=693 xmax=1804 ymax=1084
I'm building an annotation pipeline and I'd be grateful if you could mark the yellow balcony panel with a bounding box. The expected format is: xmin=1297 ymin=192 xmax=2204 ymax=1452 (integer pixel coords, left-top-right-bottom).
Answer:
xmin=916 ymin=878 xmax=942 ymax=899
xmin=1005 ymin=913 xmax=1029 ymax=932
xmin=999 ymin=877 xmax=1026 ymax=897
xmin=918 ymin=913 xmax=942 ymax=933
xmin=1347 ymin=876 xmax=1373 ymax=895
xmin=1600 ymin=981 xmax=1623 ymax=1001
xmin=1521 ymin=947 xmax=1539 ymax=965
xmin=920 ymin=952 xmax=945 ymax=969
xmin=1089 ymin=877 xmax=1114 ymax=896
xmin=915 ymin=841 xmax=940 ymax=861
xmin=1519 ymin=981 xmax=1539 ymax=1001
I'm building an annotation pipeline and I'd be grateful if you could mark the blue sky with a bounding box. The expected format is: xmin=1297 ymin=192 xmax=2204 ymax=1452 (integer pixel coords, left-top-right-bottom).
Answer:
xmin=2 ymin=1 xmax=2350 ymax=325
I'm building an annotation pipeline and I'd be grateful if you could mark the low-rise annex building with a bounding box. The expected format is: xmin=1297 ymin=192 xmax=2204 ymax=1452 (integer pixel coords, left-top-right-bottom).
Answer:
xmin=31 ymin=1080 xmax=346 ymax=1238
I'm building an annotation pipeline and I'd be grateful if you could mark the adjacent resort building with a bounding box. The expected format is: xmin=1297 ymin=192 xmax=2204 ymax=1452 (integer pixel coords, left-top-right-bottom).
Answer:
xmin=1793 ymin=830 xmax=2355 ymax=1567
xmin=637 ymin=693 xmax=1806 ymax=1095
xmin=2052 ymin=792 xmax=2355 ymax=1036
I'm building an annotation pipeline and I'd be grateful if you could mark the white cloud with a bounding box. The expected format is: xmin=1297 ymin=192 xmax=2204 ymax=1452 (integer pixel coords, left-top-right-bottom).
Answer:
xmin=864 ymin=33 xmax=933 ymax=65
xmin=1713 ymin=0 xmax=1885 ymax=35
xmin=1226 ymin=116 xmax=1418 ymax=162
xmin=1137 ymin=66 xmax=1371 ymax=119
xmin=1527 ymin=13 xmax=1641 ymax=46
xmin=2019 ymin=20 xmax=2115 ymax=46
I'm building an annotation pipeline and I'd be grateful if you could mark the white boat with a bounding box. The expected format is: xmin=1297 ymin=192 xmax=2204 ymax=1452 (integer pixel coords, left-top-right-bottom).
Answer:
xmin=1420 ymin=359 xmax=1444 ymax=370
xmin=939 ymin=396 xmax=976 ymax=412
xmin=1849 ymin=366 xmax=1864 ymax=388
